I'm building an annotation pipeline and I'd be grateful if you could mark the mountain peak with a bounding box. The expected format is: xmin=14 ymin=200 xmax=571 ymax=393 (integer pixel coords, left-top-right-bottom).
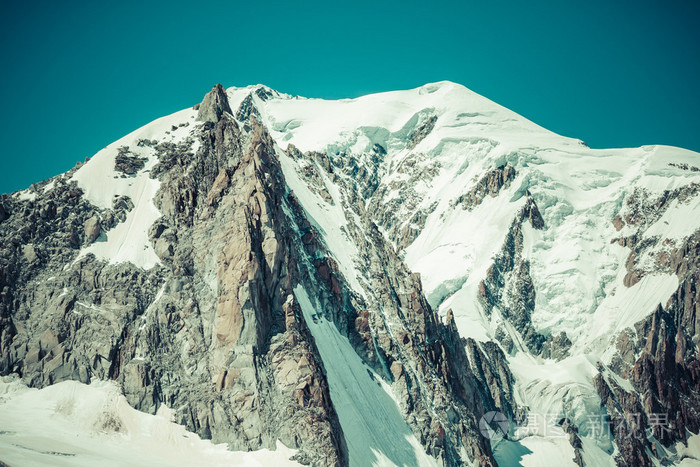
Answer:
xmin=196 ymin=83 xmax=232 ymax=123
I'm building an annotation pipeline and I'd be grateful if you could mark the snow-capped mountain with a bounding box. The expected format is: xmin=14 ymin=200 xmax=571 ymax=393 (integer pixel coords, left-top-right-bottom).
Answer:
xmin=1 ymin=81 xmax=698 ymax=466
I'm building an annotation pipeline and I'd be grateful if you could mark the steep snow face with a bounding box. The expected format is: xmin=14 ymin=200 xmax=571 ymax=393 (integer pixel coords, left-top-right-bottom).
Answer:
xmin=279 ymin=150 xmax=367 ymax=295
xmin=0 ymin=376 xmax=301 ymax=467
xmin=71 ymin=108 xmax=198 ymax=269
xmin=294 ymin=286 xmax=437 ymax=467
xmin=643 ymin=191 xmax=700 ymax=241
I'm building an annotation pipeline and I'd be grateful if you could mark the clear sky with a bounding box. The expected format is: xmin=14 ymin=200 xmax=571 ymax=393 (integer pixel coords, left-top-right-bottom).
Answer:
xmin=1 ymin=0 xmax=698 ymax=194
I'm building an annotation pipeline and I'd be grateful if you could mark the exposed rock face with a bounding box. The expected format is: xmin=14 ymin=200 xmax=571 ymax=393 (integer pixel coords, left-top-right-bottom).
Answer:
xmin=0 ymin=175 xmax=123 ymax=380
xmin=478 ymin=197 xmax=556 ymax=356
xmin=0 ymin=201 xmax=8 ymax=223
xmin=594 ymin=372 xmax=652 ymax=466
xmin=236 ymin=93 xmax=262 ymax=123
xmin=603 ymin=227 xmax=700 ymax=456
xmin=285 ymin=146 xmax=334 ymax=205
xmin=407 ymin=115 xmax=437 ymax=150
xmin=144 ymin=113 xmax=347 ymax=464
xmin=365 ymin=150 xmax=441 ymax=251
xmin=613 ymin=184 xmax=699 ymax=287
xmin=454 ymin=163 xmax=516 ymax=211
xmin=0 ymin=95 xmax=346 ymax=465
xmin=595 ymin=187 xmax=700 ymax=465
xmin=83 ymin=216 xmax=101 ymax=243
xmin=197 ymin=83 xmax=233 ymax=123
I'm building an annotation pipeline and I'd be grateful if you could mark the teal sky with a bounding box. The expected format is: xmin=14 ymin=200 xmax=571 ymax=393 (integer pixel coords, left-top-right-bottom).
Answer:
xmin=1 ymin=0 xmax=698 ymax=194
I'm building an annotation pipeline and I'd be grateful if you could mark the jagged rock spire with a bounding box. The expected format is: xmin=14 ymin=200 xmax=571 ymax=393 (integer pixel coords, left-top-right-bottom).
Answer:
xmin=196 ymin=83 xmax=232 ymax=123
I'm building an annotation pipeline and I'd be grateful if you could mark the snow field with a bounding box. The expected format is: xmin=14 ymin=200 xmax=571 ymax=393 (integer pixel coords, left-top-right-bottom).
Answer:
xmin=0 ymin=376 xmax=301 ymax=467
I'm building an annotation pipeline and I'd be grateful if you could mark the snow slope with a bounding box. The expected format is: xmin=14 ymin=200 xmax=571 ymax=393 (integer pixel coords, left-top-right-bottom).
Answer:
xmin=0 ymin=376 xmax=300 ymax=467
xmin=71 ymin=108 xmax=198 ymax=270
xmin=294 ymin=286 xmax=437 ymax=467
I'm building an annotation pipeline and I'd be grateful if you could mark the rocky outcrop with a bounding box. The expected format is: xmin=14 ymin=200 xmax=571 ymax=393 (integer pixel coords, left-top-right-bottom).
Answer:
xmin=478 ymin=202 xmax=554 ymax=355
xmin=197 ymin=84 xmax=233 ymax=123
xmin=83 ymin=216 xmax=101 ymax=243
xmin=519 ymin=191 xmax=545 ymax=230
xmin=593 ymin=370 xmax=652 ymax=467
xmin=146 ymin=116 xmax=346 ymax=464
xmin=0 ymin=172 xmax=117 ymax=381
xmin=235 ymin=93 xmax=262 ymax=123
xmin=0 ymin=201 xmax=8 ymax=224
xmin=475 ymin=189 xmax=573 ymax=365
xmin=612 ymin=184 xmax=699 ymax=286
xmin=600 ymin=189 xmax=700 ymax=462
xmin=114 ymin=146 xmax=147 ymax=175
xmin=560 ymin=418 xmax=584 ymax=467
xmin=454 ymin=163 xmax=516 ymax=211
xmin=365 ymin=150 xmax=441 ymax=251
xmin=407 ymin=115 xmax=437 ymax=150
xmin=616 ymin=232 xmax=700 ymax=445
xmin=286 ymin=146 xmax=334 ymax=205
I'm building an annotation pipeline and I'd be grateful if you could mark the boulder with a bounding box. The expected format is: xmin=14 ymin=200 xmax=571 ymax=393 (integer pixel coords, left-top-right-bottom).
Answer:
xmin=83 ymin=216 xmax=101 ymax=243
xmin=22 ymin=244 xmax=38 ymax=263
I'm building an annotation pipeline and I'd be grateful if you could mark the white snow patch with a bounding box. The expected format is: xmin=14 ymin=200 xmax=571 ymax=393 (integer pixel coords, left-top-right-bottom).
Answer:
xmin=257 ymin=81 xmax=561 ymax=154
xmin=42 ymin=180 xmax=56 ymax=193
xmin=677 ymin=431 xmax=700 ymax=465
xmin=16 ymin=190 xmax=37 ymax=201
xmin=644 ymin=195 xmax=700 ymax=241
xmin=76 ymin=177 xmax=161 ymax=270
xmin=508 ymin=353 xmax=602 ymax=434
xmin=582 ymin=272 xmax=678 ymax=355
xmin=494 ymin=436 xmax=578 ymax=467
